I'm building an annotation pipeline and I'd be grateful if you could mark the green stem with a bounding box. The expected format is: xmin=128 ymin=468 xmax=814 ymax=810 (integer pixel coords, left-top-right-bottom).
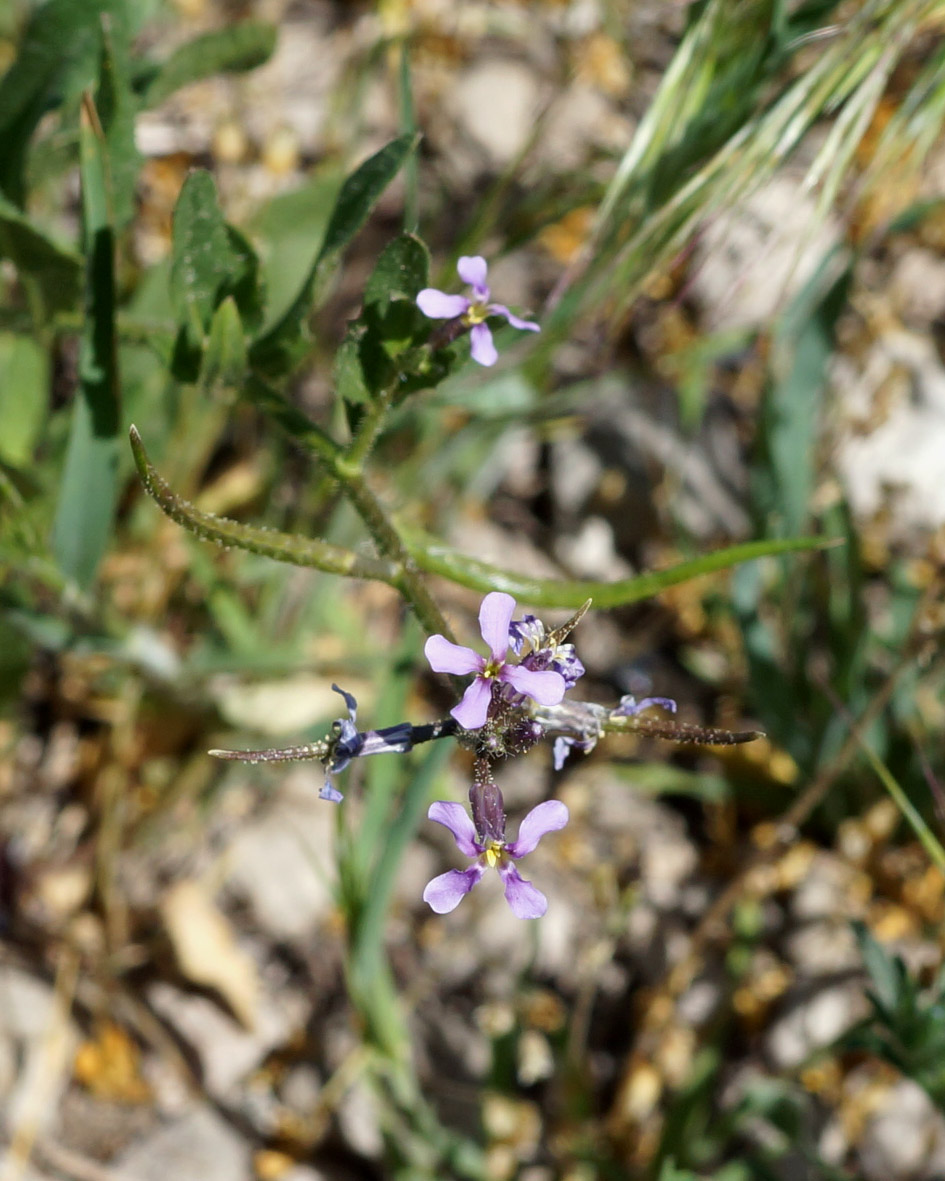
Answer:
xmin=338 ymin=464 xmax=455 ymax=641
xmin=129 ymin=426 xmax=398 ymax=582
xmin=241 ymin=378 xmax=455 ymax=641
xmin=343 ymin=382 xmax=394 ymax=471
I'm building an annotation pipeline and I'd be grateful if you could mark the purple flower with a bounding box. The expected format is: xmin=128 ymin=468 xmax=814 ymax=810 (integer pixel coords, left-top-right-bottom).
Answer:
xmin=424 ymin=592 xmax=566 ymax=730
xmin=614 ymin=694 xmax=678 ymax=718
xmin=321 ymin=685 xmax=413 ymax=802
xmin=422 ymin=798 xmax=569 ymax=919
xmin=416 ymin=256 xmax=540 ymax=367
xmin=508 ymin=613 xmax=585 ymax=690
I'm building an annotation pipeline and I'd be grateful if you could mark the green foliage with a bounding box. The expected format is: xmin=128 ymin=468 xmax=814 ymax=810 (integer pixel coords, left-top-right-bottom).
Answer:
xmin=136 ymin=21 xmax=277 ymax=108
xmin=848 ymin=923 xmax=945 ymax=1112
xmin=0 ymin=333 xmax=48 ymax=466
xmin=0 ymin=191 xmax=82 ymax=318
xmin=0 ymin=0 xmax=135 ymax=204
xmin=249 ymin=134 xmax=421 ymax=377
xmin=169 ymin=170 xmax=264 ymax=380
xmin=51 ymin=94 xmax=120 ymax=590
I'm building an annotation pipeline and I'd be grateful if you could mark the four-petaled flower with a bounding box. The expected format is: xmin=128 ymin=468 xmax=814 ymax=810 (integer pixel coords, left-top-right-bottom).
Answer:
xmin=423 ymin=799 xmax=569 ymax=919
xmin=424 ymin=592 xmax=566 ymax=730
xmin=416 ymin=256 xmax=540 ymax=367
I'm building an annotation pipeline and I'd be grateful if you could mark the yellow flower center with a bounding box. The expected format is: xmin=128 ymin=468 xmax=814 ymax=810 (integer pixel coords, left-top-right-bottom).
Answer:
xmin=483 ymin=840 xmax=505 ymax=869
xmin=462 ymin=300 xmax=489 ymax=327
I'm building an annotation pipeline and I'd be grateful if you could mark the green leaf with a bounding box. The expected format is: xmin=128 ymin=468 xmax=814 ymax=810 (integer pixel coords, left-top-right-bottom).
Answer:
xmin=200 ymin=296 xmax=247 ymax=391
xmin=0 ymin=0 xmax=134 ymax=204
xmin=170 ymin=170 xmax=233 ymax=336
xmin=51 ymin=94 xmax=120 ymax=589
xmin=94 ymin=14 xmax=138 ymax=228
xmin=249 ymin=134 xmax=420 ymax=376
xmin=0 ymin=191 xmax=82 ymax=318
xmin=334 ymin=234 xmax=432 ymax=415
xmin=138 ymin=22 xmax=277 ymax=108
xmin=0 ymin=333 xmax=49 ymax=466
xmin=363 ymin=232 xmax=429 ymax=309
xmin=854 ymin=921 xmax=901 ymax=1016
xmin=169 ymin=171 xmax=264 ymax=379
xmin=334 ymin=324 xmax=371 ymax=408
xmin=401 ymin=528 xmax=838 ymax=609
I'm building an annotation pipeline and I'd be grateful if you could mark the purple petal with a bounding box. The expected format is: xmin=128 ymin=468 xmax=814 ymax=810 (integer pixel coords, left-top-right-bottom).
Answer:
xmin=457 ymin=255 xmax=489 ymax=298
xmin=423 ymin=866 xmax=483 ymax=914
xmin=615 ymin=694 xmax=678 ymax=717
xmin=501 ymin=665 xmax=566 ymax=706
xmin=497 ymin=863 xmax=547 ymax=919
xmin=469 ymin=323 xmax=497 ymax=367
xmin=427 ymin=800 xmax=481 ymax=857
xmin=487 ymin=303 xmax=540 ymax=332
xmin=424 ymin=635 xmax=482 ymax=676
xmin=330 ymin=683 xmax=358 ymax=722
xmin=552 ymin=736 xmax=572 ymax=772
xmin=319 ymin=780 xmax=344 ymax=804
xmin=417 ymin=289 xmax=470 ymax=319
xmin=506 ymin=799 xmax=569 ymax=858
xmin=450 ymin=677 xmax=493 ymax=730
xmin=478 ymin=592 xmax=516 ymax=661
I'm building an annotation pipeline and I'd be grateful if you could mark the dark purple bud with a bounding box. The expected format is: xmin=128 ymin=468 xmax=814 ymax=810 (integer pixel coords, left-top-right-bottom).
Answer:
xmin=470 ymin=777 xmax=507 ymax=845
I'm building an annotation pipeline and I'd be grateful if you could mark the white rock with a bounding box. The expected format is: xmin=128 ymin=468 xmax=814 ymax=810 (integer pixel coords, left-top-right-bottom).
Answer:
xmin=836 ymin=329 xmax=945 ymax=532
xmin=0 ymin=966 xmax=77 ymax=1139
xmin=858 ymin=1078 xmax=945 ymax=1180
xmin=766 ymin=981 xmax=868 ymax=1069
xmin=450 ymin=61 xmax=540 ymax=164
xmin=111 ymin=1106 xmax=252 ymax=1181
xmin=690 ymin=174 xmax=841 ymax=332
xmin=223 ymin=767 xmax=336 ymax=941
xmin=147 ymin=980 xmax=307 ymax=1099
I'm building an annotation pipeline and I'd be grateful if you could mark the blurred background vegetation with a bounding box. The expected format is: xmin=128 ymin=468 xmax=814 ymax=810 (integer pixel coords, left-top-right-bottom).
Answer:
xmin=2 ymin=1 xmax=945 ymax=1178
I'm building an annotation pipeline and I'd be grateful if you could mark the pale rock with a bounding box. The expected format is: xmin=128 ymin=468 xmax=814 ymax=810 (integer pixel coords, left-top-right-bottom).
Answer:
xmin=890 ymin=248 xmax=945 ymax=325
xmin=555 ymin=516 xmax=635 ymax=581
xmin=450 ymin=60 xmax=540 ymax=164
xmin=224 ymin=768 xmax=336 ymax=941
xmin=538 ymin=84 xmax=631 ymax=170
xmin=336 ymin=1078 xmax=383 ymax=1159
xmin=784 ymin=918 xmax=861 ymax=973
xmin=766 ymin=981 xmax=868 ymax=1068
xmin=858 ymin=1078 xmax=945 ymax=1180
xmin=836 ymin=329 xmax=945 ymax=532
xmin=0 ymin=966 xmax=77 ymax=1139
xmin=790 ymin=851 xmax=868 ymax=921
xmin=690 ymin=174 xmax=842 ymax=332
xmin=147 ymin=980 xmax=307 ymax=1099
xmin=111 ymin=1105 xmax=251 ymax=1181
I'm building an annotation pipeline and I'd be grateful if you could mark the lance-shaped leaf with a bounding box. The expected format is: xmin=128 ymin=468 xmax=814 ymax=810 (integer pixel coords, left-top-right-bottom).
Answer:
xmin=400 ymin=527 xmax=838 ymax=610
xmin=129 ymin=426 xmax=399 ymax=584
xmin=249 ymin=134 xmax=420 ymax=377
xmin=51 ymin=93 xmax=120 ymax=589
xmin=137 ymin=22 xmax=276 ymax=109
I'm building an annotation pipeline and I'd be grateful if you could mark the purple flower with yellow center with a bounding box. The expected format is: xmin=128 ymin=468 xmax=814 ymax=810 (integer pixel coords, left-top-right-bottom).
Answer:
xmin=424 ymin=592 xmax=566 ymax=730
xmin=416 ymin=256 xmax=540 ymax=367
xmin=423 ymin=797 xmax=568 ymax=919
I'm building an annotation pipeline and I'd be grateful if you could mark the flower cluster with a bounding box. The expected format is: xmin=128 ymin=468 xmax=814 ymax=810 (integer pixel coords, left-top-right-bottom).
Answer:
xmin=212 ymin=588 xmax=754 ymax=921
